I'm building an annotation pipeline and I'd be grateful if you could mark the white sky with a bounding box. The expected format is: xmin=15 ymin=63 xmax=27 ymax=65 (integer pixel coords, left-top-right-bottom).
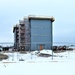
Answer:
xmin=0 ymin=0 xmax=75 ymax=43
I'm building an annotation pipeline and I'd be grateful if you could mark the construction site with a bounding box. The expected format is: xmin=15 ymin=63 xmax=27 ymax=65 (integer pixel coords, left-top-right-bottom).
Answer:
xmin=13 ymin=15 xmax=54 ymax=51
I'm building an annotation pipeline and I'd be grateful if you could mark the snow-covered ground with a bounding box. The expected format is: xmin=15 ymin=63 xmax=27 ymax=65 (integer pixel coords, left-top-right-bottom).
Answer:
xmin=0 ymin=50 xmax=75 ymax=75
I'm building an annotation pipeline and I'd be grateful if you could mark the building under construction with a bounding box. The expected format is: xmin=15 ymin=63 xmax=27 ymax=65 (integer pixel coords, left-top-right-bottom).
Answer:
xmin=13 ymin=15 xmax=55 ymax=51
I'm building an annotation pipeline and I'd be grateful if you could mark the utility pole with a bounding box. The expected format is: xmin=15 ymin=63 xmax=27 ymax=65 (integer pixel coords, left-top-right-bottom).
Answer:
xmin=51 ymin=22 xmax=53 ymax=60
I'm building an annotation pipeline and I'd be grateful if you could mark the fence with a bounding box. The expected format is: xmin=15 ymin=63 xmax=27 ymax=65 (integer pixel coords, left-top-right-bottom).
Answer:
xmin=0 ymin=42 xmax=75 ymax=61
xmin=0 ymin=42 xmax=75 ymax=51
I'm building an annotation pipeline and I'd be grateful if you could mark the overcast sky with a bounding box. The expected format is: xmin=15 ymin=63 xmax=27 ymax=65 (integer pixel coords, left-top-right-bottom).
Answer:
xmin=0 ymin=0 xmax=75 ymax=44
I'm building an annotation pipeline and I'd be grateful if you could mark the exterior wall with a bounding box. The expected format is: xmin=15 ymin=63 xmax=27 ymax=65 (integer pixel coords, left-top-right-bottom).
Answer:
xmin=14 ymin=30 xmax=17 ymax=49
xmin=24 ymin=19 xmax=31 ymax=50
xmin=30 ymin=19 xmax=52 ymax=50
xmin=19 ymin=20 xmax=25 ymax=50
xmin=13 ymin=27 xmax=19 ymax=49
xmin=19 ymin=19 xmax=31 ymax=51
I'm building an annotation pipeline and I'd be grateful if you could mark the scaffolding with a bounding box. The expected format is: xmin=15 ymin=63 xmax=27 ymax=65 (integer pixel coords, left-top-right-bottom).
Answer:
xmin=19 ymin=19 xmax=31 ymax=51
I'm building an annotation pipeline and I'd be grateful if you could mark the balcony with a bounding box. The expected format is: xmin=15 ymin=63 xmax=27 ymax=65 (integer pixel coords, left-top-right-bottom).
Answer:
xmin=20 ymin=33 xmax=25 ymax=36
xmin=19 ymin=20 xmax=25 ymax=25
xmin=20 ymin=36 xmax=25 ymax=38
xmin=20 ymin=30 xmax=25 ymax=33
xmin=20 ymin=27 xmax=25 ymax=31
xmin=20 ymin=43 xmax=25 ymax=46
xmin=16 ymin=29 xmax=19 ymax=32
xmin=20 ymin=26 xmax=25 ymax=29
xmin=20 ymin=36 xmax=25 ymax=39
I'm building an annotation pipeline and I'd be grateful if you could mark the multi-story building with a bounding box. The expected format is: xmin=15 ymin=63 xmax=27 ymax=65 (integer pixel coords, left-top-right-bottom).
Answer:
xmin=13 ymin=15 xmax=55 ymax=51
xmin=13 ymin=24 xmax=19 ymax=50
